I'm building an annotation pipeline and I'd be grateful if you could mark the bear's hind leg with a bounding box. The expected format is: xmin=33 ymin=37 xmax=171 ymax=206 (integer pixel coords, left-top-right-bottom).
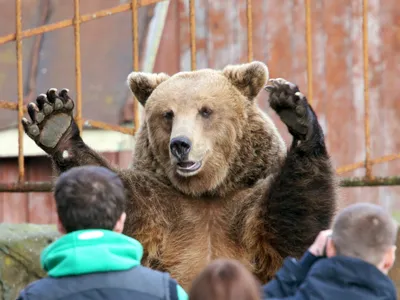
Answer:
xmin=262 ymin=78 xmax=337 ymax=259
xmin=22 ymin=88 xmax=113 ymax=173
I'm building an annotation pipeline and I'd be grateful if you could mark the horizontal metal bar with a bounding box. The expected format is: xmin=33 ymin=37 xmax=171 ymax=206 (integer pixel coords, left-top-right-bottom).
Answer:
xmin=0 ymin=100 xmax=27 ymax=112
xmin=0 ymin=0 xmax=165 ymax=45
xmin=1 ymin=176 xmax=400 ymax=193
xmin=336 ymin=153 xmax=400 ymax=174
xmin=340 ymin=176 xmax=400 ymax=187
xmin=85 ymin=120 xmax=135 ymax=135
xmin=0 ymin=182 xmax=53 ymax=192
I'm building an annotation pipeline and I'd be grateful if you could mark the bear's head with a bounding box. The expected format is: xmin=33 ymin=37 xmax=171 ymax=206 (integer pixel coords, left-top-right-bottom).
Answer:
xmin=127 ymin=61 xmax=286 ymax=197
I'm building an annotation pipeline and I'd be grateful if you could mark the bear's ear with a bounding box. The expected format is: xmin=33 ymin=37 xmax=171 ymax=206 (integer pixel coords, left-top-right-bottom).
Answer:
xmin=222 ymin=61 xmax=269 ymax=100
xmin=127 ymin=72 xmax=170 ymax=106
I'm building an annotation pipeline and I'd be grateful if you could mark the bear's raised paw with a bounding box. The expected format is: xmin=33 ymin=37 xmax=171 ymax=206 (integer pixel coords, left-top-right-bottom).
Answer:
xmin=22 ymin=88 xmax=75 ymax=153
xmin=265 ymin=78 xmax=312 ymax=140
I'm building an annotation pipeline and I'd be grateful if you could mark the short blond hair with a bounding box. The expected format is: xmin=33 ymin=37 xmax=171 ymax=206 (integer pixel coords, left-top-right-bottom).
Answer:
xmin=332 ymin=202 xmax=398 ymax=265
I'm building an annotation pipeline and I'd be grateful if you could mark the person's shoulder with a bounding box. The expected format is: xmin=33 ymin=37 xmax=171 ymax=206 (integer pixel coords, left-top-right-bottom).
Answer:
xmin=132 ymin=265 xmax=172 ymax=280
xmin=310 ymin=255 xmax=370 ymax=273
xmin=306 ymin=255 xmax=383 ymax=283
xmin=16 ymin=277 xmax=56 ymax=300
xmin=131 ymin=265 xmax=176 ymax=289
xmin=307 ymin=256 xmax=338 ymax=273
xmin=134 ymin=266 xmax=188 ymax=300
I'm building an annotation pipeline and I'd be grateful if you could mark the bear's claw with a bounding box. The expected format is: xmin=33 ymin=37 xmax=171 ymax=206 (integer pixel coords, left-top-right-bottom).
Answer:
xmin=265 ymin=78 xmax=311 ymax=139
xmin=22 ymin=88 xmax=75 ymax=152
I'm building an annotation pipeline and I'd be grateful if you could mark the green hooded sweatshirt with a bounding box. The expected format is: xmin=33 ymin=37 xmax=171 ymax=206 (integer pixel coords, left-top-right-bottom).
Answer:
xmin=41 ymin=229 xmax=188 ymax=300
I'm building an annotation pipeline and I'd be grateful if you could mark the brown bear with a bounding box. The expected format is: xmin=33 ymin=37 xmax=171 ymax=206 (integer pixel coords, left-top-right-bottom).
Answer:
xmin=22 ymin=61 xmax=337 ymax=290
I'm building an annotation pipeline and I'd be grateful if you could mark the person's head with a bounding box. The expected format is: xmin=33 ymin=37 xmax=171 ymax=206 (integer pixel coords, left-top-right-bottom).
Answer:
xmin=189 ymin=259 xmax=261 ymax=300
xmin=54 ymin=166 xmax=126 ymax=234
xmin=325 ymin=202 xmax=398 ymax=274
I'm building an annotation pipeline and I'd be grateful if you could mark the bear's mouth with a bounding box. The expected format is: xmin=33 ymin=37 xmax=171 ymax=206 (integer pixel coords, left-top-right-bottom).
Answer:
xmin=176 ymin=160 xmax=202 ymax=175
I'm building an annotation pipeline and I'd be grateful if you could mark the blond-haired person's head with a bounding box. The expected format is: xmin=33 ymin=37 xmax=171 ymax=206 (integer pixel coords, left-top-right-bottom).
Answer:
xmin=325 ymin=202 xmax=398 ymax=274
xmin=189 ymin=259 xmax=261 ymax=300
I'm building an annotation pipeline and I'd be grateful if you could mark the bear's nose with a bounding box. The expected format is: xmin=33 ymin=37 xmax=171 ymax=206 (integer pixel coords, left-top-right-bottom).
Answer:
xmin=170 ymin=136 xmax=192 ymax=161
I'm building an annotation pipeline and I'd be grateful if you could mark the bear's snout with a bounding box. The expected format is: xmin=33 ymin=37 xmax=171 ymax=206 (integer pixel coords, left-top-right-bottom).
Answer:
xmin=170 ymin=136 xmax=192 ymax=161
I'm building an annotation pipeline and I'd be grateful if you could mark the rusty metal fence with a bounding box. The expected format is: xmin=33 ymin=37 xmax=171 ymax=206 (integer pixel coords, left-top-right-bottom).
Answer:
xmin=0 ymin=0 xmax=399 ymax=193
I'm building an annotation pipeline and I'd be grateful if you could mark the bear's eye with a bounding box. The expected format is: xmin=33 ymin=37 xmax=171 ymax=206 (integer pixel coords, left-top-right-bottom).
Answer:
xmin=199 ymin=106 xmax=213 ymax=119
xmin=163 ymin=110 xmax=174 ymax=120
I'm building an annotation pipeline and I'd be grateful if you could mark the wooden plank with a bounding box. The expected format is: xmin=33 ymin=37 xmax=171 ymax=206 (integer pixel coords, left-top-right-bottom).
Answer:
xmin=117 ymin=151 xmax=133 ymax=169
xmin=26 ymin=157 xmax=54 ymax=224
xmin=102 ymin=152 xmax=118 ymax=164
xmin=0 ymin=158 xmax=28 ymax=222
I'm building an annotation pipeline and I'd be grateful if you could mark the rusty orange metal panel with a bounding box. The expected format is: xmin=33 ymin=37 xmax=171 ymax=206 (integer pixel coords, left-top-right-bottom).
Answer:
xmin=153 ymin=0 xmax=181 ymax=75
xmin=321 ymin=1 xmax=360 ymax=165
xmin=177 ymin=0 xmax=208 ymax=71
xmin=203 ymin=0 xmax=244 ymax=69
xmin=258 ymin=0 xmax=297 ymax=143
xmin=319 ymin=0 xmax=370 ymax=208
xmin=370 ymin=0 xmax=400 ymax=175
xmin=177 ymin=0 xmax=191 ymax=70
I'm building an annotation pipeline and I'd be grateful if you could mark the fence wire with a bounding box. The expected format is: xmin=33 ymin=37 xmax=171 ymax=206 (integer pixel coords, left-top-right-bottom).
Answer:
xmin=0 ymin=0 xmax=399 ymax=192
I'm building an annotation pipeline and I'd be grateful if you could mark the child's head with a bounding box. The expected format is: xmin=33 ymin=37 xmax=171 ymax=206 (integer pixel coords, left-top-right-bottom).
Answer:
xmin=326 ymin=202 xmax=398 ymax=274
xmin=54 ymin=166 xmax=126 ymax=234
xmin=189 ymin=259 xmax=261 ymax=300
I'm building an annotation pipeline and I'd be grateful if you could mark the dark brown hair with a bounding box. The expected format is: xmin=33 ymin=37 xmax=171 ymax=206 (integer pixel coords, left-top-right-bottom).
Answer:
xmin=189 ymin=259 xmax=261 ymax=300
xmin=54 ymin=166 xmax=126 ymax=233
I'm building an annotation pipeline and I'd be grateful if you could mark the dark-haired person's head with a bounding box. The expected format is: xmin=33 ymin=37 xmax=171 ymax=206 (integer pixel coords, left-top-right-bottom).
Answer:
xmin=189 ymin=259 xmax=261 ymax=300
xmin=325 ymin=202 xmax=398 ymax=274
xmin=54 ymin=166 xmax=126 ymax=234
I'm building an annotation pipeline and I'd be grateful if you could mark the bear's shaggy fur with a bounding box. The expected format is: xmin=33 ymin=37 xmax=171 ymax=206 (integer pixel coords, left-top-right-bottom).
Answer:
xmin=22 ymin=61 xmax=337 ymax=290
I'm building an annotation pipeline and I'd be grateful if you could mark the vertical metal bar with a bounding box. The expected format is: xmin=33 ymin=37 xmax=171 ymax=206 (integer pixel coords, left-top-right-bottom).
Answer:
xmin=16 ymin=0 xmax=25 ymax=182
xmin=362 ymin=0 xmax=372 ymax=179
xmin=189 ymin=0 xmax=196 ymax=70
xmin=74 ymin=0 xmax=83 ymax=133
xmin=305 ymin=0 xmax=313 ymax=105
xmin=246 ymin=0 xmax=253 ymax=62
xmin=132 ymin=0 xmax=140 ymax=134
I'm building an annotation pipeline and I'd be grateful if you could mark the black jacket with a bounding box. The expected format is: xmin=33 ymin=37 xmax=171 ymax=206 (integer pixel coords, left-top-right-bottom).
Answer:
xmin=263 ymin=251 xmax=397 ymax=300
xmin=16 ymin=265 xmax=181 ymax=300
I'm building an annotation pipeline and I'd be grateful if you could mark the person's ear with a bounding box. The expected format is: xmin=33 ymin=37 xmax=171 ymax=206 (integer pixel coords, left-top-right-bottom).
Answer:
xmin=113 ymin=212 xmax=126 ymax=233
xmin=380 ymin=245 xmax=396 ymax=274
xmin=56 ymin=216 xmax=66 ymax=234
xmin=325 ymin=238 xmax=336 ymax=258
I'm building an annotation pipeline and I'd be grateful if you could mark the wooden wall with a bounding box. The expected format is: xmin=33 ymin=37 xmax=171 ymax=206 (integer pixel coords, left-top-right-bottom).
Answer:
xmin=0 ymin=151 xmax=132 ymax=223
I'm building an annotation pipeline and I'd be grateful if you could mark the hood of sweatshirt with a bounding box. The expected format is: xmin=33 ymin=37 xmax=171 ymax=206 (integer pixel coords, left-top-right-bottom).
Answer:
xmin=41 ymin=229 xmax=143 ymax=277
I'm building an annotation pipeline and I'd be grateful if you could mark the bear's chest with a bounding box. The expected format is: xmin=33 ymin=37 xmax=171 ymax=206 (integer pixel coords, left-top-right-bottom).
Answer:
xmin=143 ymin=196 xmax=253 ymax=290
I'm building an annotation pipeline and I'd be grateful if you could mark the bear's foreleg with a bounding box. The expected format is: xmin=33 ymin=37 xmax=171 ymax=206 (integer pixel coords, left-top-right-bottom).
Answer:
xmin=263 ymin=78 xmax=337 ymax=259
xmin=22 ymin=89 xmax=114 ymax=174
